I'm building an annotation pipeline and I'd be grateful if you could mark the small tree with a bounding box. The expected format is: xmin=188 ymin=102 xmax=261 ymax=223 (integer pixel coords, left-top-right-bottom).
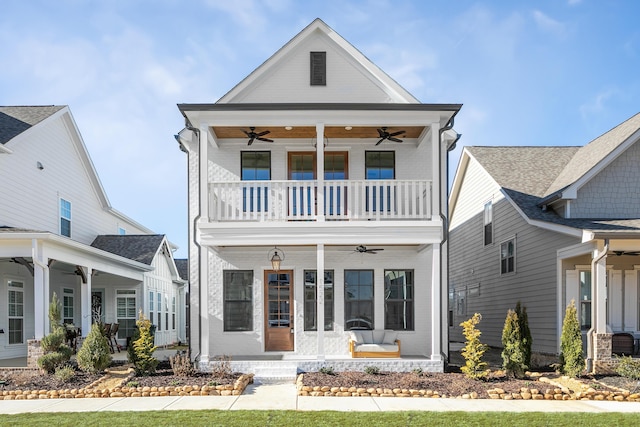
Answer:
xmin=77 ymin=323 xmax=112 ymax=373
xmin=515 ymin=301 xmax=532 ymax=369
xmin=560 ymin=300 xmax=584 ymax=377
xmin=501 ymin=309 xmax=526 ymax=378
xmin=38 ymin=292 xmax=72 ymax=373
xmin=459 ymin=313 xmax=488 ymax=380
xmin=129 ymin=311 xmax=158 ymax=375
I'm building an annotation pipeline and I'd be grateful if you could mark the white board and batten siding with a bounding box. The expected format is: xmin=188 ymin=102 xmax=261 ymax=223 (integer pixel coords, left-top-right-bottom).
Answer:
xmin=145 ymin=253 xmax=181 ymax=347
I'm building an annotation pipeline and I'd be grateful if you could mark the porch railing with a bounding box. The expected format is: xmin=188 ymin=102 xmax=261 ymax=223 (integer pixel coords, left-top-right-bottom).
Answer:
xmin=208 ymin=180 xmax=432 ymax=222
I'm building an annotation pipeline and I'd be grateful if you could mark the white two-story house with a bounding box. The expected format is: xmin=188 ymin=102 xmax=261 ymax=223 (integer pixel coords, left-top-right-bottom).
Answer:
xmin=0 ymin=106 xmax=187 ymax=365
xmin=176 ymin=19 xmax=461 ymax=375
xmin=449 ymin=112 xmax=640 ymax=373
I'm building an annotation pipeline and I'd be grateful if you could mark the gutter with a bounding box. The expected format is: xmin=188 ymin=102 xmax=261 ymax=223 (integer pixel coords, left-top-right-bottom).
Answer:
xmin=438 ymin=111 xmax=461 ymax=366
xmin=176 ymin=122 xmax=202 ymax=363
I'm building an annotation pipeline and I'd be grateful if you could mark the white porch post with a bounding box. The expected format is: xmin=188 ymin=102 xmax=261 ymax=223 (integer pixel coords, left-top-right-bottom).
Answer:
xmin=80 ymin=267 xmax=92 ymax=337
xmin=430 ymin=122 xmax=440 ymax=221
xmin=431 ymin=245 xmax=442 ymax=361
xmin=32 ymin=239 xmax=49 ymax=339
xmin=316 ymin=123 xmax=325 ymax=222
xmin=316 ymin=243 xmax=325 ymax=360
xmin=594 ymin=248 xmax=608 ymax=333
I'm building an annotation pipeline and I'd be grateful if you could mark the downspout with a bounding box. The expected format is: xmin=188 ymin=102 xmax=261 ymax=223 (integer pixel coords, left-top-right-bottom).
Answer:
xmin=176 ymin=122 xmax=202 ymax=362
xmin=586 ymin=239 xmax=608 ymax=373
xmin=438 ymin=114 xmax=461 ymax=366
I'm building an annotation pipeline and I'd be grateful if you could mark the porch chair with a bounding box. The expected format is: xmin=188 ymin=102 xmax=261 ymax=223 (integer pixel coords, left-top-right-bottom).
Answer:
xmin=612 ymin=332 xmax=634 ymax=356
xmin=109 ymin=323 xmax=121 ymax=353
xmin=102 ymin=323 xmax=114 ymax=353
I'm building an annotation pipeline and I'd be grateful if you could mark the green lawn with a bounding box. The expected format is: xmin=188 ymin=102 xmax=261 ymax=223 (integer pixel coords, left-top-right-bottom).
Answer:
xmin=1 ymin=410 xmax=640 ymax=427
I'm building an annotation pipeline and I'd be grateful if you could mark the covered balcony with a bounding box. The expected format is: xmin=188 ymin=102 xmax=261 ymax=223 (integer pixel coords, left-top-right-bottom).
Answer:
xmin=209 ymin=179 xmax=432 ymax=222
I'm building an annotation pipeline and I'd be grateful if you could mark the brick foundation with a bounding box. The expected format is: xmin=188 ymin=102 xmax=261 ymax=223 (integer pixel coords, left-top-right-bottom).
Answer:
xmin=27 ymin=339 xmax=43 ymax=368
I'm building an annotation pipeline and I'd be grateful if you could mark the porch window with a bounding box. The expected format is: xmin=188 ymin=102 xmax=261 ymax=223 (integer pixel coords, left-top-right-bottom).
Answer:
xmin=8 ymin=280 xmax=24 ymax=344
xmin=324 ymin=152 xmax=348 ymax=216
xmin=384 ymin=270 xmax=414 ymax=331
xmin=172 ymin=296 xmax=176 ymax=330
xmin=304 ymin=270 xmax=334 ymax=331
xmin=60 ymin=198 xmax=71 ymax=237
xmin=165 ymin=294 xmax=169 ymax=333
xmin=579 ymin=271 xmax=592 ymax=330
xmin=500 ymin=238 xmax=515 ymax=274
xmin=289 ymin=152 xmax=316 ymax=216
xmin=241 ymin=151 xmax=270 ymax=212
xmin=344 ymin=270 xmax=374 ymax=330
xmin=223 ymin=270 xmax=253 ymax=331
xmin=116 ymin=289 xmax=136 ymax=340
xmin=365 ymin=151 xmax=395 ymax=212
xmin=149 ymin=290 xmax=154 ymax=326
xmin=484 ymin=201 xmax=493 ymax=245
xmin=156 ymin=292 xmax=162 ymax=331
xmin=63 ymin=288 xmax=74 ymax=324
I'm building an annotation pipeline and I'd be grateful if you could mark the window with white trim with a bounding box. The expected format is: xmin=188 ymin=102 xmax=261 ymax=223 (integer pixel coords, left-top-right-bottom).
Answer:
xmin=384 ymin=270 xmax=414 ymax=331
xmin=304 ymin=270 xmax=334 ymax=331
xmin=63 ymin=288 xmax=74 ymax=324
xmin=149 ymin=290 xmax=154 ymax=326
xmin=484 ymin=201 xmax=493 ymax=245
xmin=579 ymin=270 xmax=592 ymax=330
xmin=172 ymin=296 xmax=176 ymax=330
xmin=500 ymin=238 xmax=516 ymax=274
xmin=223 ymin=270 xmax=253 ymax=331
xmin=60 ymin=198 xmax=71 ymax=237
xmin=165 ymin=294 xmax=169 ymax=332
xmin=8 ymin=281 xmax=24 ymax=344
xmin=344 ymin=270 xmax=374 ymax=330
xmin=156 ymin=292 xmax=162 ymax=331
xmin=116 ymin=290 xmax=137 ymax=339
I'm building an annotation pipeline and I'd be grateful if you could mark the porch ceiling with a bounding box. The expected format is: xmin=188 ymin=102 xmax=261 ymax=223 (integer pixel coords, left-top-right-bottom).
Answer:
xmin=211 ymin=125 xmax=425 ymax=140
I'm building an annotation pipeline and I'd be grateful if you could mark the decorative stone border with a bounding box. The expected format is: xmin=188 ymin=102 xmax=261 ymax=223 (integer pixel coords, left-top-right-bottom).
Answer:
xmin=1 ymin=374 xmax=254 ymax=400
xmin=295 ymin=374 xmax=640 ymax=402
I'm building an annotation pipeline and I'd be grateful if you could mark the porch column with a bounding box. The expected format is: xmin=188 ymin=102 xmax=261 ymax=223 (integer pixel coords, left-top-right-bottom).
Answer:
xmin=430 ymin=122 xmax=440 ymax=221
xmin=316 ymin=244 xmax=325 ymax=360
xmin=80 ymin=267 xmax=92 ymax=337
xmin=430 ymin=245 xmax=442 ymax=361
xmin=316 ymin=123 xmax=325 ymax=222
xmin=199 ymin=245 xmax=211 ymax=366
xmin=32 ymin=239 xmax=49 ymax=339
xmin=198 ymin=124 xmax=210 ymax=366
xmin=592 ymin=246 xmax=611 ymax=364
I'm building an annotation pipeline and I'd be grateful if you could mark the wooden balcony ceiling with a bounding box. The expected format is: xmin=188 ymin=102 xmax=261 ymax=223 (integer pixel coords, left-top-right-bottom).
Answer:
xmin=212 ymin=126 xmax=425 ymax=139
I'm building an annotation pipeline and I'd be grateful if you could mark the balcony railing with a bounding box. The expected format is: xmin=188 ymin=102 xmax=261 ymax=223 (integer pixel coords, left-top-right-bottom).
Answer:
xmin=209 ymin=180 xmax=432 ymax=222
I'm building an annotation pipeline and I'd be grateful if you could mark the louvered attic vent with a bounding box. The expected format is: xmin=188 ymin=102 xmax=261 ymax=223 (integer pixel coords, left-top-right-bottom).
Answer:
xmin=310 ymin=51 xmax=326 ymax=86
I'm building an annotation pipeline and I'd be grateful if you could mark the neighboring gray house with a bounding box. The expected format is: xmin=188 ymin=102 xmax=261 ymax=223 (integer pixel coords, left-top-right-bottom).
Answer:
xmin=449 ymin=112 xmax=640 ymax=373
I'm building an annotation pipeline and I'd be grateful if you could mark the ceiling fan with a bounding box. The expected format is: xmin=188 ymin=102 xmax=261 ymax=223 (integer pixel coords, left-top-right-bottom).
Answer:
xmin=376 ymin=127 xmax=405 ymax=146
xmin=243 ymin=127 xmax=273 ymax=145
xmin=355 ymin=245 xmax=384 ymax=254
xmin=611 ymin=251 xmax=640 ymax=256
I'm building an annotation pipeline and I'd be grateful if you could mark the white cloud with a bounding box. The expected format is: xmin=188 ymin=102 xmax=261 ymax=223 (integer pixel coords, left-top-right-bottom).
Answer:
xmin=532 ymin=10 xmax=565 ymax=36
xmin=579 ymin=88 xmax=617 ymax=119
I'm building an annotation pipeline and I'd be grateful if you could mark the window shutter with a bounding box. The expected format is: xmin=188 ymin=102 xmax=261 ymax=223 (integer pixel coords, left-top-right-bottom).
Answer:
xmin=310 ymin=52 xmax=326 ymax=86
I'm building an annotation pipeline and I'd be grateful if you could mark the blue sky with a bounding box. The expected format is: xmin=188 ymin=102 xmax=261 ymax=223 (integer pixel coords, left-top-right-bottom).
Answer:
xmin=2 ymin=0 xmax=639 ymax=258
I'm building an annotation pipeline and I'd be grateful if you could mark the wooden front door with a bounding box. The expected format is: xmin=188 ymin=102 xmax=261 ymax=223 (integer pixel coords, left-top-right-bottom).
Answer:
xmin=264 ymin=270 xmax=294 ymax=351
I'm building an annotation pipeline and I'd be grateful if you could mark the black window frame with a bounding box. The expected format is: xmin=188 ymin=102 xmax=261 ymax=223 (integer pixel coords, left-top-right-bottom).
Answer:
xmin=344 ymin=269 xmax=374 ymax=331
xmin=500 ymin=238 xmax=516 ymax=274
xmin=304 ymin=270 xmax=334 ymax=331
xmin=223 ymin=270 xmax=254 ymax=332
xmin=384 ymin=269 xmax=414 ymax=331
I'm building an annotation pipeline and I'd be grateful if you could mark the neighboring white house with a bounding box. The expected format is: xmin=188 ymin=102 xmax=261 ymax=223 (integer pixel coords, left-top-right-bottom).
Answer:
xmin=176 ymin=19 xmax=461 ymax=374
xmin=449 ymin=112 xmax=640 ymax=373
xmin=0 ymin=106 xmax=187 ymax=364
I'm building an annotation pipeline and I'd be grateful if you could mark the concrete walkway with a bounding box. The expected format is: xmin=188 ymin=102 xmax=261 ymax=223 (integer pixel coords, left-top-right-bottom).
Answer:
xmin=1 ymin=383 xmax=640 ymax=414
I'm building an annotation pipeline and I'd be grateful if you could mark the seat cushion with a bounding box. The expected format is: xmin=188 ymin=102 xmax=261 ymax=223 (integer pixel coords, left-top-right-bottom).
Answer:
xmin=382 ymin=330 xmax=398 ymax=344
xmin=354 ymin=344 xmax=399 ymax=353
xmin=359 ymin=330 xmax=374 ymax=343
xmin=372 ymin=330 xmax=385 ymax=344
xmin=350 ymin=331 xmax=364 ymax=344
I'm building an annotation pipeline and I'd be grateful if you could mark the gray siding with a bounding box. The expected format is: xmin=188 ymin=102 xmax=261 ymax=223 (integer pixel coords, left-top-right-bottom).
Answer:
xmin=449 ymin=197 xmax=579 ymax=354
xmin=571 ymin=140 xmax=640 ymax=218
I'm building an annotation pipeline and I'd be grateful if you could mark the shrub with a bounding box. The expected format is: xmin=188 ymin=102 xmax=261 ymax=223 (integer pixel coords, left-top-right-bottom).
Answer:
xmin=459 ymin=313 xmax=489 ymax=380
xmin=560 ymin=300 xmax=584 ymax=377
xmin=129 ymin=311 xmax=158 ymax=375
xmin=54 ymin=365 xmax=76 ymax=383
xmin=501 ymin=309 xmax=526 ymax=378
xmin=37 ymin=292 xmax=72 ymax=373
xmin=319 ymin=366 xmax=335 ymax=375
xmin=615 ymin=355 xmax=640 ymax=380
xmin=364 ymin=366 xmax=380 ymax=375
xmin=210 ymin=355 xmax=232 ymax=378
xmin=169 ymin=352 xmax=195 ymax=377
xmin=515 ymin=301 xmax=532 ymax=369
xmin=77 ymin=323 xmax=112 ymax=373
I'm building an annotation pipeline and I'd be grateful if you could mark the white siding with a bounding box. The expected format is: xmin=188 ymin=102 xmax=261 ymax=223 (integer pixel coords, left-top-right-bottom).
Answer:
xmin=229 ymin=32 xmax=397 ymax=104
